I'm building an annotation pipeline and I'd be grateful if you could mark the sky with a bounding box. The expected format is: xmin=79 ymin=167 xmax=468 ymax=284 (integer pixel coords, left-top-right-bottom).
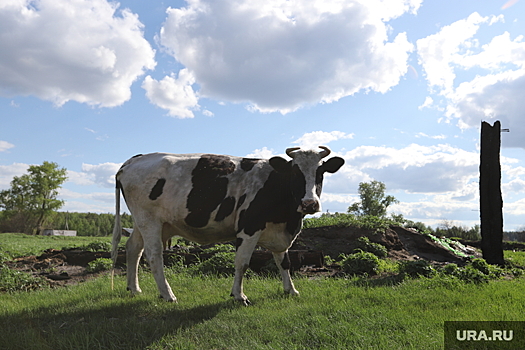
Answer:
xmin=1 ymin=0 xmax=525 ymax=230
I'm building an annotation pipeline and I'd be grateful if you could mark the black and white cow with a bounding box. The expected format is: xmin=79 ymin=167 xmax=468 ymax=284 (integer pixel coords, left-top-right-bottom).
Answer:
xmin=111 ymin=146 xmax=344 ymax=305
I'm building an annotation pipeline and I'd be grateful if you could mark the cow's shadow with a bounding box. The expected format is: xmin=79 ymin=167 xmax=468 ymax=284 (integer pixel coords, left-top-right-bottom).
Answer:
xmin=2 ymin=296 xmax=235 ymax=349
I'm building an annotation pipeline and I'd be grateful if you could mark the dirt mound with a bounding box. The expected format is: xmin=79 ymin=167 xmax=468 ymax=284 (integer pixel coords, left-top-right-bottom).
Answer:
xmin=293 ymin=225 xmax=474 ymax=263
xmin=6 ymin=225 xmax=476 ymax=288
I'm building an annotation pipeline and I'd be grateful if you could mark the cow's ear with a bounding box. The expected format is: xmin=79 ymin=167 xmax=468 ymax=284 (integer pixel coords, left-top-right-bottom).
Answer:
xmin=321 ymin=157 xmax=344 ymax=173
xmin=269 ymin=156 xmax=292 ymax=173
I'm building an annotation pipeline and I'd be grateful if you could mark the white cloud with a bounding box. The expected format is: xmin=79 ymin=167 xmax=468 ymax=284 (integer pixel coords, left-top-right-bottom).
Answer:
xmin=142 ymin=68 xmax=199 ymax=118
xmin=340 ymin=143 xmax=479 ymax=193
xmin=245 ymin=147 xmax=277 ymax=159
xmin=0 ymin=0 xmax=156 ymax=107
xmin=416 ymin=12 xmax=502 ymax=93
xmin=159 ymin=0 xmax=419 ymax=113
xmin=68 ymin=162 xmax=121 ymax=188
xmin=0 ymin=140 xmax=14 ymax=152
xmin=293 ymin=131 xmax=353 ymax=149
xmin=0 ymin=163 xmax=29 ymax=189
xmin=417 ymin=12 xmax=525 ymax=148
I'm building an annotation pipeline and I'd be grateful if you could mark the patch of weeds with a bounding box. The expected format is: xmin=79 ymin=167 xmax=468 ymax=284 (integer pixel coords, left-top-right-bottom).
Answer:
xmin=0 ymin=265 xmax=48 ymax=292
xmin=86 ymin=258 xmax=114 ymax=273
xmin=190 ymin=251 xmax=236 ymax=276
xmin=355 ymin=236 xmax=388 ymax=258
xmin=201 ymin=244 xmax=234 ymax=254
xmin=82 ymin=241 xmax=112 ymax=252
xmin=341 ymin=250 xmax=380 ymax=276
xmin=399 ymin=260 xmax=436 ymax=278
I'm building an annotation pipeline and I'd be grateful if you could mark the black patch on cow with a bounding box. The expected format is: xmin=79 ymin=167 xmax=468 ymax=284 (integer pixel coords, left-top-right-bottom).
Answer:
xmin=237 ymin=194 xmax=247 ymax=209
xmin=236 ymin=168 xmax=303 ymax=237
xmin=215 ymin=196 xmax=236 ymax=222
xmin=149 ymin=178 xmax=166 ymax=200
xmin=281 ymin=251 xmax=291 ymax=270
xmin=316 ymin=157 xmax=345 ymax=197
xmin=235 ymin=237 xmax=243 ymax=251
xmin=185 ymin=155 xmax=236 ymax=228
xmin=241 ymin=158 xmax=259 ymax=172
xmin=131 ymin=154 xmax=143 ymax=159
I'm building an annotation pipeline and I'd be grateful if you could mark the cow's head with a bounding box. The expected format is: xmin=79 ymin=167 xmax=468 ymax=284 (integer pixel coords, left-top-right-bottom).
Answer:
xmin=269 ymin=146 xmax=344 ymax=215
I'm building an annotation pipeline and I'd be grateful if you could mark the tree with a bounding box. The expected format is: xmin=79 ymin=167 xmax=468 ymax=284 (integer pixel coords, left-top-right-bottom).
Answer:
xmin=0 ymin=161 xmax=67 ymax=234
xmin=348 ymin=180 xmax=398 ymax=218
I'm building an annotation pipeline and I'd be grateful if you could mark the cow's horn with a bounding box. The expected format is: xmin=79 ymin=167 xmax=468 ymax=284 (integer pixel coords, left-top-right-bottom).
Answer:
xmin=286 ymin=147 xmax=301 ymax=158
xmin=319 ymin=146 xmax=331 ymax=158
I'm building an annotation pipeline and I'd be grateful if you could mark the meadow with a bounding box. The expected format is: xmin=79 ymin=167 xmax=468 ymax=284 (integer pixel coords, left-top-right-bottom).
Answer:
xmin=1 ymin=233 xmax=525 ymax=349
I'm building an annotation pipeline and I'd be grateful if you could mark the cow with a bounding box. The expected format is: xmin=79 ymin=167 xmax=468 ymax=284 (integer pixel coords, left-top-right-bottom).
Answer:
xmin=111 ymin=146 xmax=344 ymax=305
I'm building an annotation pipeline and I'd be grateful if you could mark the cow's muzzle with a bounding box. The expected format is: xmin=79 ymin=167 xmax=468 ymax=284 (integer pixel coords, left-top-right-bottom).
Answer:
xmin=300 ymin=199 xmax=320 ymax=214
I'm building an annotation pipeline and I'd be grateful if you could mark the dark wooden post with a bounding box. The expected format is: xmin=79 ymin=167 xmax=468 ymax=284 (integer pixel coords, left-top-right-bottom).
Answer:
xmin=479 ymin=121 xmax=504 ymax=266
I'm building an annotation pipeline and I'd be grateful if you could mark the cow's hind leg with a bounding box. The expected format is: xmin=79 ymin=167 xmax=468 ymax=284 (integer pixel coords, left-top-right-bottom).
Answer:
xmin=231 ymin=234 xmax=259 ymax=305
xmin=141 ymin=228 xmax=177 ymax=302
xmin=126 ymin=228 xmax=144 ymax=295
xmin=273 ymin=251 xmax=299 ymax=296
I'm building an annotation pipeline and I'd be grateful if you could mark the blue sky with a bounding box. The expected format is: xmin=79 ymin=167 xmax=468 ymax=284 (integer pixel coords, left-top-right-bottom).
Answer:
xmin=2 ymin=0 xmax=525 ymax=230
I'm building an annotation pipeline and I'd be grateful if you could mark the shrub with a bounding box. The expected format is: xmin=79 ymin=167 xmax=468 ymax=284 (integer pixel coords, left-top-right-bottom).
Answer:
xmin=191 ymin=251 xmax=236 ymax=276
xmin=0 ymin=265 xmax=47 ymax=292
xmin=201 ymin=244 xmax=234 ymax=254
xmin=341 ymin=250 xmax=380 ymax=276
xmin=470 ymin=258 xmax=490 ymax=275
xmin=442 ymin=263 xmax=460 ymax=277
xmin=399 ymin=260 xmax=436 ymax=278
xmin=83 ymin=242 xmax=112 ymax=252
xmin=355 ymin=236 xmax=388 ymax=258
xmin=86 ymin=258 xmax=114 ymax=273
xmin=458 ymin=266 xmax=490 ymax=284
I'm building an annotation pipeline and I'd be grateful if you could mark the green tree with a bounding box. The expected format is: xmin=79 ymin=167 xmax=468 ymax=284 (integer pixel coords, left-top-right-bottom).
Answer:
xmin=348 ymin=180 xmax=398 ymax=218
xmin=0 ymin=161 xmax=67 ymax=234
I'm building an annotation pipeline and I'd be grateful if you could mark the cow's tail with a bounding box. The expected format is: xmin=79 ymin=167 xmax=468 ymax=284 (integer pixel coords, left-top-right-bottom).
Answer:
xmin=111 ymin=181 xmax=122 ymax=268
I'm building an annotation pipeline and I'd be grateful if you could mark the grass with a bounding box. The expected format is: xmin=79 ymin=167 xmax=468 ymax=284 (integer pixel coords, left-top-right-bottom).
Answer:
xmin=0 ymin=233 xmax=124 ymax=258
xmin=2 ymin=233 xmax=525 ymax=349
xmin=1 ymin=269 xmax=525 ymax=350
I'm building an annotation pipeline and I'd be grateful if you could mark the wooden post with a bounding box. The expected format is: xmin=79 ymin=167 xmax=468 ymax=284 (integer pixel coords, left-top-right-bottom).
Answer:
xmin=479 ymin=121 xmax=504 ymax=266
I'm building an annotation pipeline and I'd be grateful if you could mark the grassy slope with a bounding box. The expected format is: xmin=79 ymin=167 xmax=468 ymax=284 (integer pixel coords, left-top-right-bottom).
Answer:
xmin=1 ymin=270 xmax=525 ymax=350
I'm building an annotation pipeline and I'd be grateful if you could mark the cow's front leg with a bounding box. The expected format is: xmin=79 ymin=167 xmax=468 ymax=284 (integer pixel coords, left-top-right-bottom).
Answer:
xmin=273 ymin=251 xmax=299 ymax=296
xmin=231 ymin=234 xmax=259 ymax=305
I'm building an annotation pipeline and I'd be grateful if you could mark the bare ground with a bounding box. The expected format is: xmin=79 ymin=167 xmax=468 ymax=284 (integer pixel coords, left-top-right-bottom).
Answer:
xmin=5 ymin=225 xmax=481 ymax=287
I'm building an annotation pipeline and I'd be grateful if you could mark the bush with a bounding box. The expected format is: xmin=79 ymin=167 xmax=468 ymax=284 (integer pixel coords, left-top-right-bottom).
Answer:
xmin=191 ymin=251 xmax=236 ymax=276
xmin=341 ymin=250 xmax=380 ymax=276
xmin=82 ymin=242 xmax=112 ymax=252
xmin=399 ymin=260 xmax=436 ymax=278
xmin=441 ymin=263 xmax=460 ymax=277
xmin=86 ymin=258 xmax=114 ymax=273
xmin=458 ymin=266 xmax=490 ymax=284
xmin=355 ymin=236 xmax=388 ymax=258
xmin=0 ymin=265 xmax=47 ymax=292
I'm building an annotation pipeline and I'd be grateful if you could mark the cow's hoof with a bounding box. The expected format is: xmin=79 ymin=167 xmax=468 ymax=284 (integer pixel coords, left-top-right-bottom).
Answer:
xmin=238 ymin=298 xmax=252 ymax=306
xmin=159 ymin=294 xmax=177 ymax=303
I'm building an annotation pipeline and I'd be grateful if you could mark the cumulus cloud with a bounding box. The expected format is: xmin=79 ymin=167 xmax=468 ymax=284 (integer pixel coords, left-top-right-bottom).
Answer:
xmin=0 ymin=140 xmax=14 ymax=152
xmin=245 ymin=147 xmax=278 ymax=159
xmin=293 ymin=131 xmax=354 ymax=149
xmin=0 ymin=0 xmax=156 ymax=107
xmin=68 ymin=162 xmax=121 ymax=188
xmin=417 ymin=12 xmax=525 ymax=148
xmin=0 ymin=163 xmax=29 ymax=189
xmin=142 ymin=69 xmax=199 ymax=118
xmin=158 ymin=0 xmax=419 ymax=113
xmin=338 ymin=144 xmax=479 ymax=193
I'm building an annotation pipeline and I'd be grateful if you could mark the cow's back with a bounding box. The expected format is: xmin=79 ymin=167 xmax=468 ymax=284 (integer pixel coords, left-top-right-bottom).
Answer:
xmin=117 ymin=152 xmax=272 ymax=244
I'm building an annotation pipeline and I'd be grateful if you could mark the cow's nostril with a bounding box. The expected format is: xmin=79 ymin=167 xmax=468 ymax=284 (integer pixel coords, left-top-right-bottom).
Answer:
xmin=301 ymin=200 xmax=319 ymax=214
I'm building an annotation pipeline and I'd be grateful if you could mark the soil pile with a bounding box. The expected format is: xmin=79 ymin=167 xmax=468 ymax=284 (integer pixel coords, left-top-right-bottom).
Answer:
xmin=6 ymin=225 xmax=478 ymax=287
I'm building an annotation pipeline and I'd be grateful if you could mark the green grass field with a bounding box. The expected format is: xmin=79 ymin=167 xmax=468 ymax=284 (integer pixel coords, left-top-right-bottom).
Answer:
xmin=1 ymin=233 xmax=525 ymax=349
